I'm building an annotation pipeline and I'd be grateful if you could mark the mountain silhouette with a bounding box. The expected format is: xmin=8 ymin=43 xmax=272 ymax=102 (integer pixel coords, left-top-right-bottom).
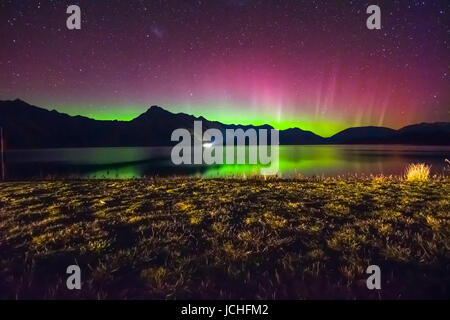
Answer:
xmin=327 ymin=126 xmax=397 ymax=144
xmin=280 ymin=128 xmax=326 ymax=144
xmin=395 ymin=123 xmax=450 ymax=145
xmin=0 ymin=99 xmax=448 ymax=148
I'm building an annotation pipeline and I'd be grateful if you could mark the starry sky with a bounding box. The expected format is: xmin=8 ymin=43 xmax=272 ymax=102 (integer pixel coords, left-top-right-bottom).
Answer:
xmin=0 ymin=0 xmax=448 ymax=136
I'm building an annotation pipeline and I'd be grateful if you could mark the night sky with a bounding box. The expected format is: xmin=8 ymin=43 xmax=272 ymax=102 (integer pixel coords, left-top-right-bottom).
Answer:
xmin=0 ymin=0 xmax=448 ymax=136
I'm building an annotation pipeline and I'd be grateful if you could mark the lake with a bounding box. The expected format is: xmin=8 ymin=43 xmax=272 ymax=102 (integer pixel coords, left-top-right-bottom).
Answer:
xmin=3 ymin=145 xmax=450 ymax=179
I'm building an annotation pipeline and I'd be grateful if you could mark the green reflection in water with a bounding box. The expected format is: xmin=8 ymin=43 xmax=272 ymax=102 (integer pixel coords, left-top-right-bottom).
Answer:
xmin=203 ymin=146 xmax=342 ymax=177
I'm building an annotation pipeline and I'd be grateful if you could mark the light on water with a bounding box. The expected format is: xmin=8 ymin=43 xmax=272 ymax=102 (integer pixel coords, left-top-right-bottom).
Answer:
xmin=5 ymin=145 xmax=450 ymax=179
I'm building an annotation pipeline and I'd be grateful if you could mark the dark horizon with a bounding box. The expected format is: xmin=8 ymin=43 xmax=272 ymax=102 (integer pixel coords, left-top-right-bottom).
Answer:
xmin=1 ymin=98 xmax=449 ymax=149
xmin=2 ymin=98 xmax=449 ymax=138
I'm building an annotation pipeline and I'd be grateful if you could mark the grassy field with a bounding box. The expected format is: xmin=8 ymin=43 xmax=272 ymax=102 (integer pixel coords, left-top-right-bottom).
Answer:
xmin=0 ymin=176 xmax=449 ymax=299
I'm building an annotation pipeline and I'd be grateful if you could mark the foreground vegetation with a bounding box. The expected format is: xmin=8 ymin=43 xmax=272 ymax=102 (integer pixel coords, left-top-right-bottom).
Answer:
xmin=0 ymin=176 xmax=449 ymax=299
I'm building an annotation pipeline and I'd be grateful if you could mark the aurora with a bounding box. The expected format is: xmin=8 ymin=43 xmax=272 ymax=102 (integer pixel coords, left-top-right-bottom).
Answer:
xmin=0 ymin=0 xmax=448 ymax=137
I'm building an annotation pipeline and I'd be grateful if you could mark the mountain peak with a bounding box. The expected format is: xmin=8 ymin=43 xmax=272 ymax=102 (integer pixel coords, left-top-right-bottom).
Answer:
xmin=131 ymin=105 xmax=174 ymax=122
xmin=143 ymin=105 xmax=174 ymax=116
xmin=9 ymin=98 xmax=28 ymax=105
xmin=147 ymin=105 xmax=166 ymax=113
xmin=139 ymin=105 xmax=171 ymax=117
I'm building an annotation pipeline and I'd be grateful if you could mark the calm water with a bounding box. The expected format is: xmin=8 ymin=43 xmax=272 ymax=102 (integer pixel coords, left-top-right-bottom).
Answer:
xmin=4 ymin=145 xmax=450 ymax=179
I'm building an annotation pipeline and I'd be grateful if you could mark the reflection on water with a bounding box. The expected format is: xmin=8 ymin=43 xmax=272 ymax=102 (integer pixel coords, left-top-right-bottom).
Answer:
xmin=4 ymin=145 xmax=450 ymax=179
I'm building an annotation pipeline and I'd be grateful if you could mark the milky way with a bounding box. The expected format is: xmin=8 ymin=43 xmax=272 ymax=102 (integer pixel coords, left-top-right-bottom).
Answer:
xmin=0 ymin=0 xmax=448 ymax=136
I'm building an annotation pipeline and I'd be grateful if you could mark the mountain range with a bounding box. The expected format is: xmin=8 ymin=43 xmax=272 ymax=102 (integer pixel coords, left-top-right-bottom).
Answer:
xmin=0 ymin=99 xmax=449 ymax=148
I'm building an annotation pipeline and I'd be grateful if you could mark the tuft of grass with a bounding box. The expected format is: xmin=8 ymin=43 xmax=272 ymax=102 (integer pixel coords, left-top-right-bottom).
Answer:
xmin=405 ymin=163 xmax=430 ymax=182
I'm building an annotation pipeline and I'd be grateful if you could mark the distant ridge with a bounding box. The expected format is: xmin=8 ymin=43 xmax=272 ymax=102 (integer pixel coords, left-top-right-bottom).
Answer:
xmin=0 ymin=99 xmax=448 ymax=148
xmin=325 ymin=123 xmax=450 ymax=145
xmin=326 ymin=126 xmax=397 ymax=144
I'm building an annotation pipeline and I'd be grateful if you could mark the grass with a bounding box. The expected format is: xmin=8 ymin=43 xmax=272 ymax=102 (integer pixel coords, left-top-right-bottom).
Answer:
xmin=0 ymin=175 xmax=449 ymax=299
xmin=406 ymin=163 xmax=431 ymax=182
